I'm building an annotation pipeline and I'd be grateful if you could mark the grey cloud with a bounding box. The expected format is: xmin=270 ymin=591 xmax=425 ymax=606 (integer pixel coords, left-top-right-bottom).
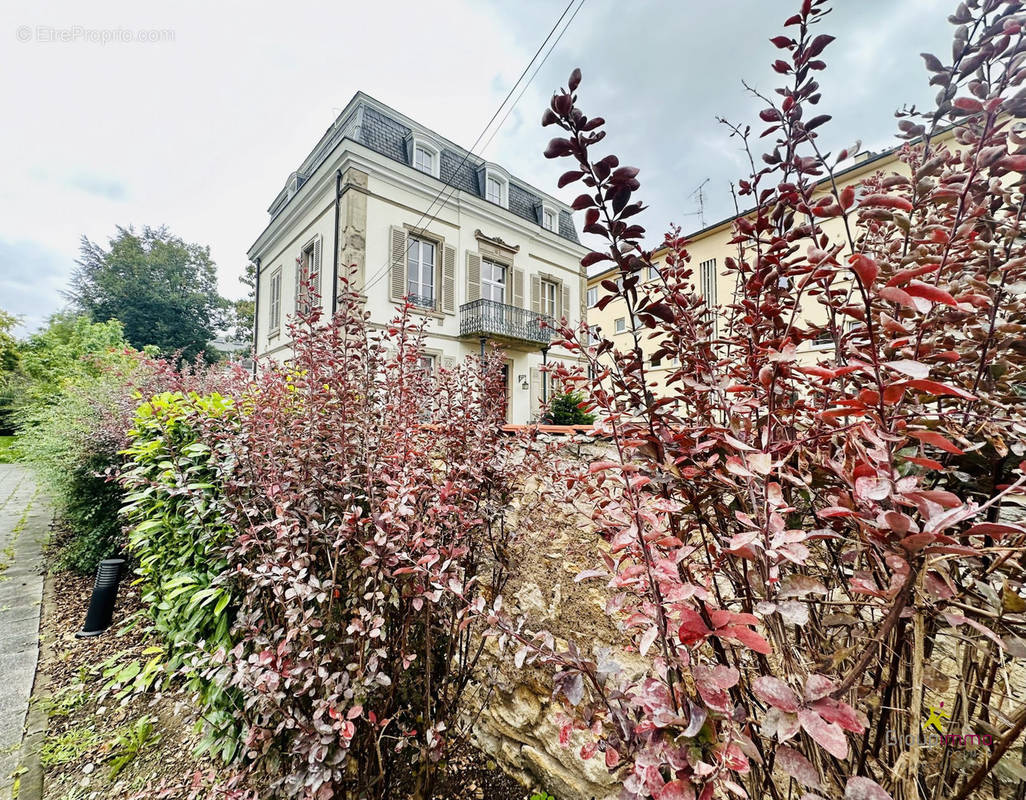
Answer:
xmin=0 ymin=239 xmax=71 ymax=334
xmin=67 ymin=172 xmax=128 ymax=201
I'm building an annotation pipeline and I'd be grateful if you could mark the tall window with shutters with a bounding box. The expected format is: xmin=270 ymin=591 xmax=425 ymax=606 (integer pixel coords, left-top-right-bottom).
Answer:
xmin=268 ymin=267 xmax=282 ymax=333
xmin=296 ymin=239 xmax=321 ymax=314
xmin=406 ymin=236 xmax=436 ymax=309
xmin=699 ymin=257 xmax=718 ymax=336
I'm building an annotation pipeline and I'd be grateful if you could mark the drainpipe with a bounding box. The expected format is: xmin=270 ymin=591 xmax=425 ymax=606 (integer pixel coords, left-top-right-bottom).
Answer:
xmin=479 ymin=336 xmax=487 ymax=364
xmin=251 ymin=256 xmax=261 ymax=375
xmin=332 ymin=169 xmax=342 ymax=314
xmin=541 ymin=345 xmax=549 ymax=405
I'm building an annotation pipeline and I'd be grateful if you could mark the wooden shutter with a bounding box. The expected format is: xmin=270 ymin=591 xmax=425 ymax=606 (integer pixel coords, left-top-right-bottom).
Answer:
xmin=294 ymin=255 xmax=303 ymax=306
xmin=442 ymin=245 xmax=456 ymax=314
xmin=530 ymin=367 xmax=541 ymax=419
xmin=513 ymin=268 xmax=524 ymax=308
xmin=466 ymin=251 xmax=481 ymax=302
xmin=560 ymin=282 xmax=571 ymax=322
xmin=313 ymin=236 xmax=323 ymax=302
xmin=390 ymin=226 xmax=407 ymax=301
xmin=531 ymin=274 xmax=541 ymax=313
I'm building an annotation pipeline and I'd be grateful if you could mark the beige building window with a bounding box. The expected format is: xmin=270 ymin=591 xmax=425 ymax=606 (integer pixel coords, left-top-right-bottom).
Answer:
xmin=614 ymin=316 xmax=626 ymax=334
xmin=269 ymin=268 xmax=282 ymax=332
xmin=406 ymin=235 xmax=436 ymax=309
xmin=481 ymin=258 xmax=507 ymax=303
xmin=699 ymin=258 xmax=717 ymax=336
xmin=587 ymin=286 xmax=598 ymax=307
xmin=541 ymin=279 xmax=557 ymax=317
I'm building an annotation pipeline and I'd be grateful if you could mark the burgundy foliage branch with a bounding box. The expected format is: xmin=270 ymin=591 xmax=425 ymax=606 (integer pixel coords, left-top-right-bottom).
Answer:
xmin=522 ymin=2 xmax=1026 ymax=799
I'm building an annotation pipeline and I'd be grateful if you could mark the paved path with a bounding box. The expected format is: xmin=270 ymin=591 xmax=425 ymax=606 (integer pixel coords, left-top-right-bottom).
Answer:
xmin=0 ymin=465 xmax=50 ymax=800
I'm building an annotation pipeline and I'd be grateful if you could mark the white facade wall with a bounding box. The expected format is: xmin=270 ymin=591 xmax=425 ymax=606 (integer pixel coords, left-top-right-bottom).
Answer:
xmin=250 ymin=117 xmax=588 ymax=424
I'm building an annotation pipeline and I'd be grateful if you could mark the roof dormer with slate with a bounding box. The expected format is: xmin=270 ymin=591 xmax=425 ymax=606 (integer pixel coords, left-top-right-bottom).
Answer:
xmin=265 ymin=92 xmax=580 ymax=244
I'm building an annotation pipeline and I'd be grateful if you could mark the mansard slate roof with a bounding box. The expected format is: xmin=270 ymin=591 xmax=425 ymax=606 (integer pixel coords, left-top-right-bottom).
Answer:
xmin=268 ymin=92 xmax=581 ymax=245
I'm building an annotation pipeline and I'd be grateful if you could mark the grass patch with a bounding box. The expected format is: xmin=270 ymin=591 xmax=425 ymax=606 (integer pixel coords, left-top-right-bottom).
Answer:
xmin=0 ymin=435 xmax=19 ymax=463
xmin=40 ymin=725 xmax=102 ymax=767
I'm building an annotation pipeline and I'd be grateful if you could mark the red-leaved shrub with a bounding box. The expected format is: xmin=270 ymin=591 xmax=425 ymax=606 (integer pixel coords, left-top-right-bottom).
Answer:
xmin=206 ymin=284 xmax=547 ymax=799
xmin=516 ymin=2 xmax=1026 ymax=799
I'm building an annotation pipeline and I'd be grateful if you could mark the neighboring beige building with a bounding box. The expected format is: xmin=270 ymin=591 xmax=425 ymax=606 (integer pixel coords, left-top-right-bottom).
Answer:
xmin=587 ymin=129 xmax=957 ymax=394
xmin=248 ymin=92 xmax=589 ymax=424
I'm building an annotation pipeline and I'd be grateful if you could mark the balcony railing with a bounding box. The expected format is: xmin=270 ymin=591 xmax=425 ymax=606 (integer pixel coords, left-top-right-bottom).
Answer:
xmin=408 ymin=293 xmax=438 ymax=312
xmin=459 ymin=299 xmax=553 ymax=346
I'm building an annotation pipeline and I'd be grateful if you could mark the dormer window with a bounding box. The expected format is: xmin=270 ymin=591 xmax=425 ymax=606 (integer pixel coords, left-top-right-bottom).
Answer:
xmin=408 ymin=136 xmax=440 ymax=178
xmin=486 ymin=174 xmax=505 ymax=205
xmin=541 ymin=203 xmax=559 ymax=232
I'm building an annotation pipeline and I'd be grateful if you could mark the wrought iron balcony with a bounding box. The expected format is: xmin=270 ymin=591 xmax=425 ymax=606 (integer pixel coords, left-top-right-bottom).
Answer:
xmin=459 ymin=299 xmax=553 ymax=346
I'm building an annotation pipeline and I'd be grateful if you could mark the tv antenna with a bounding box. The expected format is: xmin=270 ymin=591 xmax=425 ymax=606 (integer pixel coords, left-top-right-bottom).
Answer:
xmin=681 ymin=178 xmax=710 ymax=228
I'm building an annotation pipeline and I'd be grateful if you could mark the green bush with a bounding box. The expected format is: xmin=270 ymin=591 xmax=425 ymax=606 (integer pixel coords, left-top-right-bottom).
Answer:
xmin=544 ymin=389 xmax=595 ymax=425
xmin=120 ymin=390 xmax=242 ymax=760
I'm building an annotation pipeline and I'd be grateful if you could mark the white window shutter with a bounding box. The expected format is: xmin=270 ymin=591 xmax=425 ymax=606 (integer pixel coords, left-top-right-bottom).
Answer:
xmin=560 ymin=282 xmax=571 ymax=322
xmin=466 ymin=251 xmax=481 ymax=302
xmin=531 ymin=275 xmax=541 ymax=314
xmin=390 ymin=226 xmax=407 ymax=302
xmin=513 ymin=268 xmax=524 ymax=308
xmin=294 ymin=255 xmax=303 ymax=306
xmin=442 ymin=245 xmax=456 ymax=314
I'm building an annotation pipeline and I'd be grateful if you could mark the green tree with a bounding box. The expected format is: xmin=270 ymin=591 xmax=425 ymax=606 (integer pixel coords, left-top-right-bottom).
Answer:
xmin=544 ymin=389 xmax=595 ymax=425
xmin=229 ymin=261 xmax=256 ymax=345
xmin=17 ymin=312 xmax=128 ymax=407
xmin=69 ymin=226 xmax=228 ymax=362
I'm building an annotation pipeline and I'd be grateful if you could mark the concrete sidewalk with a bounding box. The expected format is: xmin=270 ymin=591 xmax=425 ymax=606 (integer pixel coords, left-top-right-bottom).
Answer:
xmin=0 ymin=464 xmax=51 ymax=800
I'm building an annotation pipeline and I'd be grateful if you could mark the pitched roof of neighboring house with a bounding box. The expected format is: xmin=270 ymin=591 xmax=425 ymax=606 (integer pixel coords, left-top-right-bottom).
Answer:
xmin=265 ymin=91 xmax=581 ymax=245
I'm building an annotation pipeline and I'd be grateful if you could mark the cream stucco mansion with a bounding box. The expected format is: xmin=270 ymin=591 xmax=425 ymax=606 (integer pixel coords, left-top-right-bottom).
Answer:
xmin=248 ymin=92 xmax=589 ymax=424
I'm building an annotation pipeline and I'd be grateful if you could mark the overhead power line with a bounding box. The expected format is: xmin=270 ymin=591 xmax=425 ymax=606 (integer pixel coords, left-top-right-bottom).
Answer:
xmin=360 ymin=0 xmax=587 ymax=295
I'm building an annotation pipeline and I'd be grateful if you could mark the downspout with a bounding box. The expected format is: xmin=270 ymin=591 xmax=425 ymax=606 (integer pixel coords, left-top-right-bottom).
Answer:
xmin=251 ymin=256 xmax=261 ymax=376
xmin=331 ymin=169 xmax=342 ymax=314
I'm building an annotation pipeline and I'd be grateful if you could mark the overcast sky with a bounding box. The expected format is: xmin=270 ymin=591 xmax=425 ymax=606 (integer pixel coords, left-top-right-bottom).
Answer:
xmin=0 ymin=0 xmax=955 ymax=335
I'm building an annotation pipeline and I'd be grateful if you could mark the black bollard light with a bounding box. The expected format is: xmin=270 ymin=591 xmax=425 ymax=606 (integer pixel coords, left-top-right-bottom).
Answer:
xmin=75 ymin=558 xmax=126 ymax=638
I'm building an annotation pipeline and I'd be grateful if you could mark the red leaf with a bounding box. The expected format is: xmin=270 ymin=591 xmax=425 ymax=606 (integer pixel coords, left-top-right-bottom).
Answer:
xmin=753 ymin=676 xmax=800 ymax=712
xmin=953 ymin=96 xmax=983 ymax=112
xmin=845 ymin=776 xmax=893 ymax=800
xmin=879 ymin=285 xmax=916 ymax=308
xmin=861 ymin=193 xmax=913 ymax=212
xmin=804 ymin=674 xmax=836 ymax=701
xmin=812 ymin=698 xmax=864 ymax=732
xmin=850 ymin=254 xmax=878 ymax=286
xmin=580 ymin=251 xmax=611 ymax=268
xmin=905 ymin=456 xmax=945 ymax=470
xmin=908 ymin=429 xmax=964 ymax=455
xmin=720 ymin=625 xmax=773 ymax=654
xmin=905 ymin=280 xmax=957 ymax=306
xmin=678 ymin=608 xmax=711 ymax=645
xmin=558 ymin=170 xmax=584 ymax=188
xmin=656 ymin=780 xmax=696 ymax=800
xmin=898 ymin=379 xmax=976 ymax=400
xmin=964 ymin=522 xmax=1025 ymax=537
xmin=799 ymin=709 xmax=848 ymax=759
xmin=605 ymin=745 xmax=620 ymax=768
xmin=776 ymin=745 xmax=821 ymax=788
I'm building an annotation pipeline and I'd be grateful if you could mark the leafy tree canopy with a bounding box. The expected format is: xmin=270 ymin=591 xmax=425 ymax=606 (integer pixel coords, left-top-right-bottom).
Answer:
xmin=69 ymin=225 xmax=228 ymax=362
